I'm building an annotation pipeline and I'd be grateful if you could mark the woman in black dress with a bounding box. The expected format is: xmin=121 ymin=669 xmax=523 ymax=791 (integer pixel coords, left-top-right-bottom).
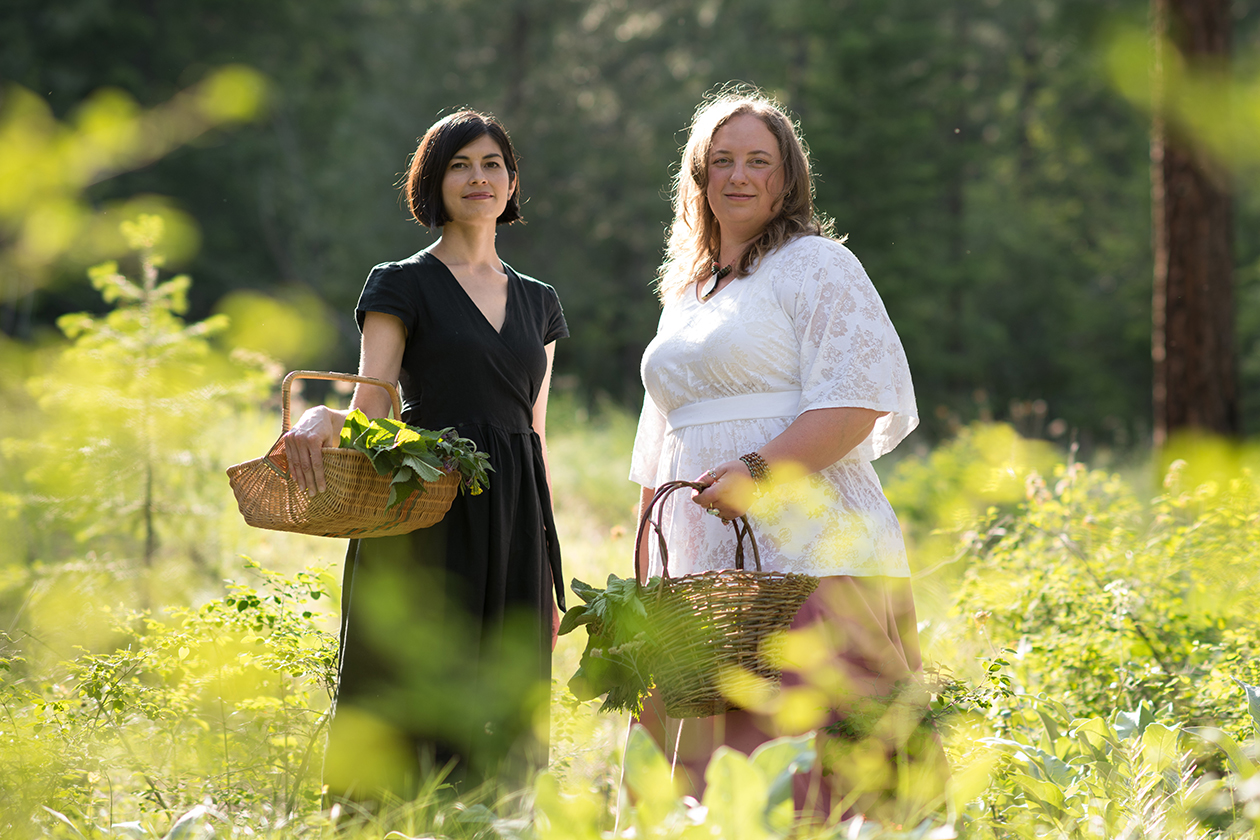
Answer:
xmin=284 ymin=111 xmax=567 ymax=800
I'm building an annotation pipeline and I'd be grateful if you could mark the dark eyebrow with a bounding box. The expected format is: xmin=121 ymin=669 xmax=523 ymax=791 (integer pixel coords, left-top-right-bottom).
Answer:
xmin=710 ymin=148 xmax=775 ymax=157
xmin=451 ymin=151 xmax=504 ymax=160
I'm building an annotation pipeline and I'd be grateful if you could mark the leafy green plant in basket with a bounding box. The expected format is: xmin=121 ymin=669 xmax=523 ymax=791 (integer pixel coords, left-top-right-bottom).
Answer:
xmin=339 ymin=409 xmax=493 ymax=508
xmin=560 ymin=575 xmax=662 ymax=715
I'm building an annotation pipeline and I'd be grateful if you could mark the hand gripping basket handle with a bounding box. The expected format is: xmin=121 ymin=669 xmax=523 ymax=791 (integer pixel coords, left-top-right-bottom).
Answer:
xmin=633 ymin=479 xmax=761 ymax=586
xmin=264 ymin=370 xmax=403 ymax=478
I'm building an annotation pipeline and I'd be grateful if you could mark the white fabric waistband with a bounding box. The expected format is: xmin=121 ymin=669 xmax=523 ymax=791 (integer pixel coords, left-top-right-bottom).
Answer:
xmin=666 ymin=390 xmax=802 ymax=430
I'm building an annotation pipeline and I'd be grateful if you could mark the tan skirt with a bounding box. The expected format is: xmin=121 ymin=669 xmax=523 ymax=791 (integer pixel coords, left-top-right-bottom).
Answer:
xmin=635 ymin=575 xmax=945 ymax=823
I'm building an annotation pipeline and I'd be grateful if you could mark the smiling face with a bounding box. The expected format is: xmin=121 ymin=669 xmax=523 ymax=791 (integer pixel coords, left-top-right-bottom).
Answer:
xmin=439 ymin=132 xmax=516 ymax=227
xmin=705 ymin=113 xmax=786 ymax=245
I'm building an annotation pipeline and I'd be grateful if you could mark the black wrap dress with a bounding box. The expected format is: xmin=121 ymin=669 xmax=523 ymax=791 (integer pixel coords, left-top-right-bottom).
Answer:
xmin=323 ymin=251 xmax=567 ymax=799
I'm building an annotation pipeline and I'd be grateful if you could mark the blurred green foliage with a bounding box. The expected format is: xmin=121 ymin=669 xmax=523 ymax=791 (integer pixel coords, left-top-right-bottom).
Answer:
xmin=0 ymin=561 xmax=337 ymax=839
xmin=953 ymin=451 xmax=1260 ymax=740
xmin=0 ymin=64 xmax=268 ymax=302
xmin=3 ymin=4 xmax=1260 ymax=835
xmin=1 ymin=217 xmax=271 ymax=606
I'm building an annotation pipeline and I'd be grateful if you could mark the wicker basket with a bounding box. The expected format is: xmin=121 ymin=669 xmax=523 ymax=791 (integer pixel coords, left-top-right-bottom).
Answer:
xmin=226 ymin=371 xmax=460 ymax=538
xmin=635 ymin=480 xmax=819 ymax=718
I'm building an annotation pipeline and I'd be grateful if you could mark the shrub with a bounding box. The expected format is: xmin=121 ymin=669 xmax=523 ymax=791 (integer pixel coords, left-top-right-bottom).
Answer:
xmin=953 ymin=455 xmax=1260 ymax=739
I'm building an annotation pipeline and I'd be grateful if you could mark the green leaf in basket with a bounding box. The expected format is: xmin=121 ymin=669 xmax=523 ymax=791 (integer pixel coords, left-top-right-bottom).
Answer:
xmin=363 ymin=446 xmax=396 ymax=477
xmin=564 ymin=574 xmax=660 ymax=714
xmin=340 ymin=409 xmax=372 ymax=446
xmin=339 ymin=412 xmax=492 ymax=501
xmin=392 ymin=425 xmax=423 ymax=447
xmin=557 ymin=603 xmax=592 ymax=636
xmin=373 ymin=416 xmax=407 ymax=436
xmin=570 ymin=578 xmax=602 ymax=605
xmin=401 ymin=455 xmax=445 ymax=483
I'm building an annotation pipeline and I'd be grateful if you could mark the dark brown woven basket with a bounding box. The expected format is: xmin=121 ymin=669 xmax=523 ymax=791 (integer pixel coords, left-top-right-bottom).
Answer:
xmin=226 ymin=371 xmax=460 ymax=538
xmin=635 ymin=480 xmax=819 ymax=718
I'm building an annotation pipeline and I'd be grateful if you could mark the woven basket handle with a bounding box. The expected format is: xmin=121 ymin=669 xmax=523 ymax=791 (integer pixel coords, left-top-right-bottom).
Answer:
xmin=633 ymin=479 xmax=761 ymax=585
xmin=264 ymin=370 xmax=403 ymax=478
xmin=280 ymin=370 xmax=402 ymax=430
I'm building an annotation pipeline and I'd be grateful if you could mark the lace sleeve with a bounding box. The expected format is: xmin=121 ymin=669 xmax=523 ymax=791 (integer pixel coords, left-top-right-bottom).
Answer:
xmin=628 ymin=390 xmax=667 ymax=487
xmin=779 ymin=238 xmax=918 ymax=461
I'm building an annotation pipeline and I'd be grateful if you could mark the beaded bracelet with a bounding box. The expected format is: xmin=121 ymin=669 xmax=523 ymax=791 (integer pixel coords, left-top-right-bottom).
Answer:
xmin=738 ymin=451 xmax=771 ymax=488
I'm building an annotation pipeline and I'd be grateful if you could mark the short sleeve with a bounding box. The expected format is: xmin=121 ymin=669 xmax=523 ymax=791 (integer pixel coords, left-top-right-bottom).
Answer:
xmin=355 ymin=263 xmax=417 ymax=336
xmin=628 ymin=389 xmax=667 ymax=487
xmin=543 ymin=284 xmax=569 ymax=344
xmin=777 ymin=238 xmax=918 ymax=461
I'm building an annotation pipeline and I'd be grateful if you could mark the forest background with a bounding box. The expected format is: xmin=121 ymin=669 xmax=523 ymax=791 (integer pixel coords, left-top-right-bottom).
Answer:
xmin=5 ymin=1 xmax=1260 ymax=837
xmin=6 ymin=0 xmax=1260 ymax=449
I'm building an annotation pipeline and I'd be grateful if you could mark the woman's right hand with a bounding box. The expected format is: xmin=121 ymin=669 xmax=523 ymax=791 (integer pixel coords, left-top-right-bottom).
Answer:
xmin=284 ymin=405 xmax=347 ymax=497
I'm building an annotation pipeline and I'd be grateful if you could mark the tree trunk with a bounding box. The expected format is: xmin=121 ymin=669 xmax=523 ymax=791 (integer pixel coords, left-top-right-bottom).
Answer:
xmin=1151 ymin=0 xmax=1237 ymax=445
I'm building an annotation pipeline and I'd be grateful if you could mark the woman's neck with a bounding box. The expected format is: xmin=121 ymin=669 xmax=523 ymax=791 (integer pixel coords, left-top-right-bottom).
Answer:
xmin=428 ymin=221 xmax=501 ymax=270
xmin=716 ymin=231 xmax=756 ymax=269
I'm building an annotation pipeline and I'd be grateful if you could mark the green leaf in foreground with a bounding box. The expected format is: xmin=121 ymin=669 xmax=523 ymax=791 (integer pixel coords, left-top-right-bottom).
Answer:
xmin=338 ymin=409 xmax=493 ymax=508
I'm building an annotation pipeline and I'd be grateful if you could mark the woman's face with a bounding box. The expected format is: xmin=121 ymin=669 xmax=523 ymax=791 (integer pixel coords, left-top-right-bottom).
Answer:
xmin=440 ymin=133 xmax=515 ymax=226
xmin=705 ymin=113 xmax=785 ymax=242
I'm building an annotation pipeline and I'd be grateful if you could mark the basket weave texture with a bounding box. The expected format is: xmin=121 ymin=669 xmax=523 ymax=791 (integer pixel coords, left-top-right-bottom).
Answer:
xmin=226 ymin=371 xmax=459 ymax=538
xmin=635 ymin=480 xmax=819 ymax=718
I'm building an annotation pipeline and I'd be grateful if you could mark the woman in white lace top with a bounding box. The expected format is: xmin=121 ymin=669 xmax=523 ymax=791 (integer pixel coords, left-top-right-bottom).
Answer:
xmin=629 ymin=89 xmax=938 ymax=820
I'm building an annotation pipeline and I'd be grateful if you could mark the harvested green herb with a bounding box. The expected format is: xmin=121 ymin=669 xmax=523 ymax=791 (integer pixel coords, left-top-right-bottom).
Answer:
xmin=559 ymin=574 xmax=661 ymax=715
xmin=339 ymin=409 xmax=493 ymax=508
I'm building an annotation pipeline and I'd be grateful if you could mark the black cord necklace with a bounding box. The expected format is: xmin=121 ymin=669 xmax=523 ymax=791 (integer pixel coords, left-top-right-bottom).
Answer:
xmin=700 ymin=261 xmax=733 ymax=300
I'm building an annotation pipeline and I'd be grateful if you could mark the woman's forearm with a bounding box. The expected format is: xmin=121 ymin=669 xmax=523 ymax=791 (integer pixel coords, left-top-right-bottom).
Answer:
xmin=691 ymin=406 xmax=886 ymax=519
xmin=756 ymin=406 xmax=884 ymax=474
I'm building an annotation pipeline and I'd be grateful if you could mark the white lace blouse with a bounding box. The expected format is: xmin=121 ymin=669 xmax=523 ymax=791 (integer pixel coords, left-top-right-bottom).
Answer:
xmin=629 ymin=236 xmax=918 ymax=579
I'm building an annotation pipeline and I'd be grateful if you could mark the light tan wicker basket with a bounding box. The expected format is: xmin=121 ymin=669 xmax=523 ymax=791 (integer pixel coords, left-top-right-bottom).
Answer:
xmin=634 ymin=480 xmax=819 ymax=719
xmin=226 ymin=371 xmax=459 ymax=538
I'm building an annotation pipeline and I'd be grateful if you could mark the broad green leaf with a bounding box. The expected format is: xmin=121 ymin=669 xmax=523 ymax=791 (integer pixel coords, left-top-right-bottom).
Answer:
xmin=702 ymin=747 xmax=774 ymax=840
xmin=1186 ymin=726 xmax=1258 ymax=779
xmin=623 ymin=725 xmax=680 ymax=829
xmin=948 ymin=748 xmax=1001 ymax=814
xmin=1139 ymin=722 xmax=1181 ymax=774
xmin=981 ymin=738 xmax=1076 ymax=787
xmin=400 ymin=454 xmax=444 ymax=482
xmin=1113 ymin=701 xmax=1154 ymax=741
xmin=570 ymin=578 xmax=601 ymax=604
xmin=556 ymin=604 xmax=592 ymax=636
xmin=1235 ymin=678 xmax=1260 ymax=738
xmin=749 ymin=733 xmax=815 ymax=833
xmin=1010 ymin=771 xmax=1065 ymax=813
xmin=1070 ymin=717 xmax=1120 ymax=760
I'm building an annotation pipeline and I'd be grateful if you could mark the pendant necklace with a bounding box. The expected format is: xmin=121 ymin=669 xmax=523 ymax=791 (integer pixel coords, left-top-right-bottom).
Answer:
xmin=700 ymin=260 xmax=733 ymax=301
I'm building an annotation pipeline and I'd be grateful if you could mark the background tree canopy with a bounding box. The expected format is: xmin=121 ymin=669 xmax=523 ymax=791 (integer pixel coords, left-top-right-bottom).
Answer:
xmin=4 ymin=0 xmax=1259 ymax=447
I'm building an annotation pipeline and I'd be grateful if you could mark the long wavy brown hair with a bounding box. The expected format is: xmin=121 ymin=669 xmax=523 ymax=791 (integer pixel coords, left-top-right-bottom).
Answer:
xmin=656 ymin=88 xmax=836 ymax=300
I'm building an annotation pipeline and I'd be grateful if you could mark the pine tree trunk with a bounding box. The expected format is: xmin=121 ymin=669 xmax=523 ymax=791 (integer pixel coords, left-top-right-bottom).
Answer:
xmin=1151 ymin=0 xmax=1238 ymax=445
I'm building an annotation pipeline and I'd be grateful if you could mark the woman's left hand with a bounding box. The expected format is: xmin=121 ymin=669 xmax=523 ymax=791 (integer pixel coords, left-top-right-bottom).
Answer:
xmin=691 ymin=461 xmax=757 ymax=522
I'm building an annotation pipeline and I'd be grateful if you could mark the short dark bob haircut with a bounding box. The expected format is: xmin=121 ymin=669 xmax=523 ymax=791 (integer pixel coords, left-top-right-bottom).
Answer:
xmin=405 ymin=110 xmax=523 ymax=229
